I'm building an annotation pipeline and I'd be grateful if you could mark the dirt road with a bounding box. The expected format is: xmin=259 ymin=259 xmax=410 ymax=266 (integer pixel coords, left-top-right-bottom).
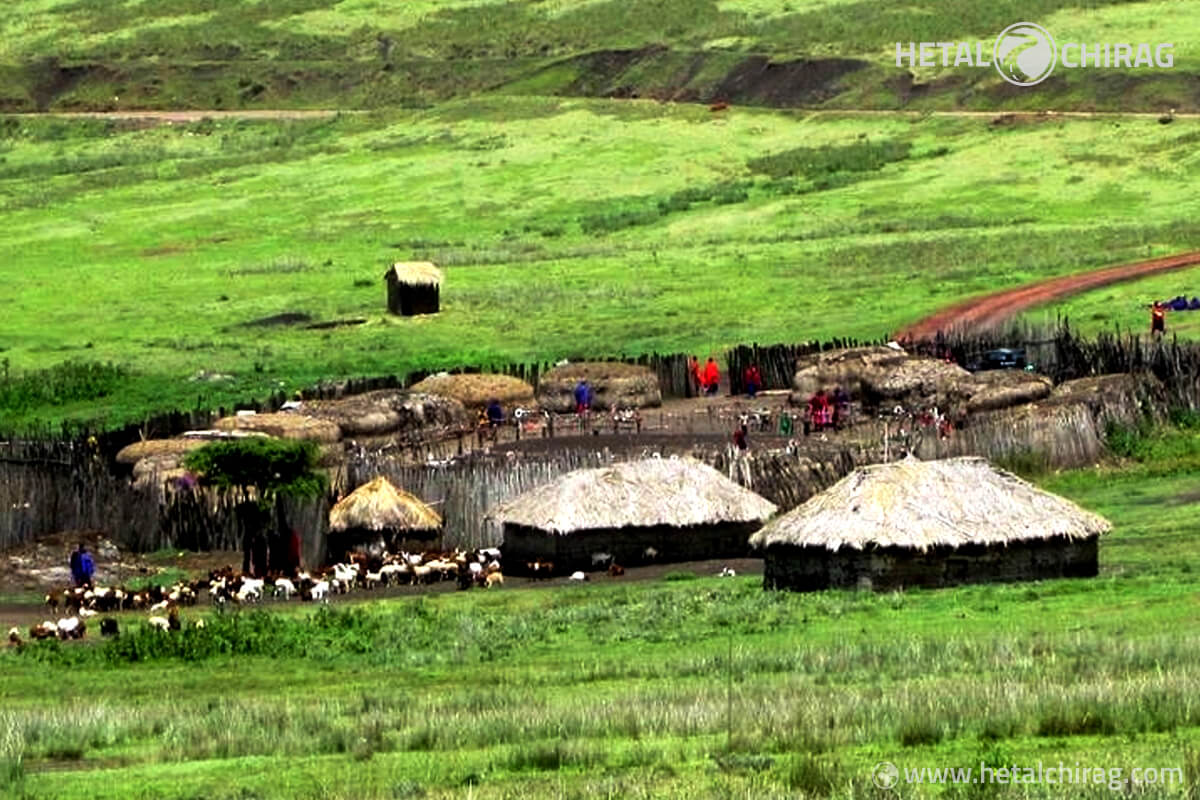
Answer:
xmin=897 ymin=250 xmax=1200 ymax=340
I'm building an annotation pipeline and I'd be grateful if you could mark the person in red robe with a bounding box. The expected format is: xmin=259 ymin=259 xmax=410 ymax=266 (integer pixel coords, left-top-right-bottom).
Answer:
xmin=1151 ymin=301 xmax=1167 ymax=337
xmin=743 ymin=364 xmax=762 ymax=398
xmin=702 ymin=358 xmax=720 ymax=396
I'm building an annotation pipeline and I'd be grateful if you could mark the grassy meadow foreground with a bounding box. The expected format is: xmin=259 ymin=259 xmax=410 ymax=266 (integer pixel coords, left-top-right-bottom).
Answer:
xmin=3 ymin=431 xmax=1199 ymax=800
xmin=4 ymin=103 xmax=1200 ymax=426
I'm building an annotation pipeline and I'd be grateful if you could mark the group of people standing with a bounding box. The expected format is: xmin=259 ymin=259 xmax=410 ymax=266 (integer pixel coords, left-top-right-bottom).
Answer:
xmin=688 ymin=356 xmax=722 ymax=397
xmin=686 ymin=356 xmax=769 ymax=399
xmin=804 ymin=387 xmax=851 ymax=434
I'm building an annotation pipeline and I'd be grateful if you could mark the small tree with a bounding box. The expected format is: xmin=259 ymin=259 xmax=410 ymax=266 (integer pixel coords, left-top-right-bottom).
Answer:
xmin=183 ymin=438 xmax=327 ymax=573
xmin=182 ymin=437 xmax=326 ymax=499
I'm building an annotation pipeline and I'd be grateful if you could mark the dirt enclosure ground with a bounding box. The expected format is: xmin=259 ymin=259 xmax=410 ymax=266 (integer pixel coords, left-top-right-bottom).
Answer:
xmin=0 ymin=550 xmax=763 ymax=633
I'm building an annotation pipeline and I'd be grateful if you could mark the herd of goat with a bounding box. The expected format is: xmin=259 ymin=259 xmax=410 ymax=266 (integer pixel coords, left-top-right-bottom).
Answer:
xmin=7 ymin=547 xmax=738 ymax=646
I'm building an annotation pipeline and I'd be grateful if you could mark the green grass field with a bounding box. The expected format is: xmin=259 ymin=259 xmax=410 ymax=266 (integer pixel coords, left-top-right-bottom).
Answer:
xmin=1021 ymin=264 xmax=1200 ymax=339
xmin=3 ymin=103 xmax=1200 ymax=426
xmin=2 ymin=443 xmax=1199 ymax=799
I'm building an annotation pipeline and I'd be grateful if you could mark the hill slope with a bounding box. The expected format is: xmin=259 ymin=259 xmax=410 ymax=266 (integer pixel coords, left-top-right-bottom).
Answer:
xmin=1 ymin=0 xmax=1196 ymax=111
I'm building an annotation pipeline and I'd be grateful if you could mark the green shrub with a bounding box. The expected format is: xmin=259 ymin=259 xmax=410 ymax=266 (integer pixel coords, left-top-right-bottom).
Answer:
xmin=0 ymin=359 xmax=130 ymax=414
xmin=1035 ymin=704 xmax=1117 ymax=737
xmin=778 ymin=753 xmax=842 ymax=796
xmin=747 ymin=139 xmax=911 ymax=179
xmin=663 ymin=571 xmax=697 ymax=582
xmin=898 ymin=716 xmax=943 ymax=747
xmin=183 ymin=438 xmax=326 ymax=497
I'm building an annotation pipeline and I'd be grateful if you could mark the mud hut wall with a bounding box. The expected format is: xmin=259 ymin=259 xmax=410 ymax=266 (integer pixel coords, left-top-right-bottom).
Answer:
xmin=502 ymin=521 xmax=762 ymax=575
xmin=762 ymin=536 xmax=1099 ymax=592
xmin=387 ymin=279 xmax=439 ymax=316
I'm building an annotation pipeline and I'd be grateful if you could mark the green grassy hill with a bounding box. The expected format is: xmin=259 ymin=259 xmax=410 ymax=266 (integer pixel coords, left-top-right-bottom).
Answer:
xmin=3 ymin=102 xmax=1200 ymax=426
xmin=1 ymin=0 xmax=1196 ymax=112
xmin=3 ymin=0 xmax=1199 ymax=426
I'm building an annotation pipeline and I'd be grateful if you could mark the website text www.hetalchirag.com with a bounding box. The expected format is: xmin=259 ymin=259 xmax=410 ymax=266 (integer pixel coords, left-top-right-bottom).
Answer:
xmin=871 ymin=760 xmax=1185 ymax=792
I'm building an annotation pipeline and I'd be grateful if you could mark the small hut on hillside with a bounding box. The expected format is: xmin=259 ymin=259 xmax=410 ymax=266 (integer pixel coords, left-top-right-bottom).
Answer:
xmin=750 ymin=456 xmax=1109 ymax=592
xmin=488 ymin=457 xmax=777 ymax=574
xmin=327 ymin=476 xmax=442 ymax=560
xmin=385 ymin=262 xmax=442 ymax=316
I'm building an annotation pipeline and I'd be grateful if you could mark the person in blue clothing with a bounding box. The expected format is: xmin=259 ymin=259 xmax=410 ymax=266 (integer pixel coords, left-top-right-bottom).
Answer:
xmin=574 ymin=379 xmax=593 ymax=415
xmin=486 ymin=397 xmax=505 ymax=426
xmin=69 ymin=542 xmax=94 ymax=588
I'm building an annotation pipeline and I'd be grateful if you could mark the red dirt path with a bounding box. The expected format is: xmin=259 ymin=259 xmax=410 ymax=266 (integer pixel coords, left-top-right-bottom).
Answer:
xmin=897 ymin=250 xmax=1200 ymax=340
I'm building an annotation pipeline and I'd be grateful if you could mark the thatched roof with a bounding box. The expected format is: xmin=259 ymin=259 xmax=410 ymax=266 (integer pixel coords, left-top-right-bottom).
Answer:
xmin=487 ymin=457 xmax=777 ymax=534
xmin=543 ymin=361 xmax=652 ymax=381
xmin=304 ymin=390 xmax=468 ymax=437
xmin=213 ymin=413 xmax=342 ymax=443
xmin=115 ymin=438 xmax=208 ymax=466
xmin=385 ymin=262 xmax=443 ymax=287
xmin=408 ymin=373 xmax=534 ymax=409
xmin=750 ymin=456 xmax=1110 ymax=553
xmin=328 ymin=476 xmax=441 ymax=533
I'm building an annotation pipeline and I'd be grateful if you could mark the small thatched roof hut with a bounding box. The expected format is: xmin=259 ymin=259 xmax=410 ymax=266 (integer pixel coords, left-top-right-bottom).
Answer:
xmin=385 ymin=262 xmax=442 ymax=316
xmin=751 ymin=456 xmax=1110 ymax=592
xmin=488 ymin=457 xmax=776 ymax=574
xmin=328 ymin=476 xmax=442 ymax=559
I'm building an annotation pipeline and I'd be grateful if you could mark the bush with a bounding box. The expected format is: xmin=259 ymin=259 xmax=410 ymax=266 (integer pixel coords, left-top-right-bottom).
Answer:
xmin=748 ymin=139 xmax=911 ymax=179
xmin=898 ymin=716 xmax=943 ymax=747
xmin=663 ymin=571 xmax=697 ymax=582
xmin=183 ymin=438 xmax=326 ymax=497
xmin=0 ymin=359 xmax=130 ymax=414
xmin=778 ymin=753 xmax=842 ymax=796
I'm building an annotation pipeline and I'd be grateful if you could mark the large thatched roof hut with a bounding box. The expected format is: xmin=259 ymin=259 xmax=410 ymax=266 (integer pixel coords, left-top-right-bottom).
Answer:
xmin=488 ymin=457 xmax=777 ymax=575
xmin=385 ymin=262 xmax=442 ymax=316
xmin=750 ymin=456 xmax=1110 ymax=592
xmin=328 ymin=476 xmax=442 ymax=559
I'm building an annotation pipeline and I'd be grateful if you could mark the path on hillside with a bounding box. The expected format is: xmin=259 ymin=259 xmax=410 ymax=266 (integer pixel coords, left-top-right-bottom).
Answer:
xmin=897 ymin=250 xmax=1200 ymax=340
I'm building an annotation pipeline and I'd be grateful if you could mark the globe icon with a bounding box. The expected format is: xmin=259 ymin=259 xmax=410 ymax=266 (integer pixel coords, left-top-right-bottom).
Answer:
xmin=994 ymin=23 xmax=1057 ymax=86
xmin=872 ymin=761 xmax=900 ymax=789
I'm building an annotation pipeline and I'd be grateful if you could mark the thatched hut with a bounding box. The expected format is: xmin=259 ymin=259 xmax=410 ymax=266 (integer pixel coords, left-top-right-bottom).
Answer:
xmin=789 ymin=345 xmax=910 ymax=400
xmin=408 ymin=373 xmax=534 ymax=410
xmin=751 ymin=456 xmax=1109 ymax=592
xmin=488 ymin=457 xmax=777 ymax=574
xmin=964 ymin=370 xmax=1053 ymax=414
xmin=327 ymin=476 xmax=442 ymax=558
xmin=858 ymin=358 xmax=972 ymax=414
xmin=385 ymin=262 xmax=442 ymax=316
xmin=536 ymin=362 xmax=661 ymax=413
xmin=304 ymin=390 xmax=468 ymax=440
xmin=213 ymin=413 xmax=342 ymax=443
